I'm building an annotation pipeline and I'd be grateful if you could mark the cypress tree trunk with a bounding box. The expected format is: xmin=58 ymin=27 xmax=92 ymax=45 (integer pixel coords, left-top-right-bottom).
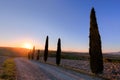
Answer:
xmin=36 ymin=50 xmax=40 ymax=60
xmin=89 ymin=8 xmax=103 ymax=74
xmin=44 ymin=36 xmax=49 ymax=62
xmin=56 ymin=38 xmax=61 ymax=66
xmin=31 ymin=46 xmax=35 ymax=60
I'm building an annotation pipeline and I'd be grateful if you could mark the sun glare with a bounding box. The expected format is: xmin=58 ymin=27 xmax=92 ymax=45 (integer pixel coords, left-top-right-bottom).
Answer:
xmin=23 ymin=43 xmax=33 ymax=49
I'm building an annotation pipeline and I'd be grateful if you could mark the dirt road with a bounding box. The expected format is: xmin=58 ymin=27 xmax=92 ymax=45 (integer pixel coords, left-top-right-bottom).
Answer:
xmin=14 ymin=58 xmax=102 ymax=80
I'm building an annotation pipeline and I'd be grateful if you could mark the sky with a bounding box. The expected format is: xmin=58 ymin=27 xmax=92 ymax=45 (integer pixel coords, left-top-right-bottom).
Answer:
xmin=0 ymin=0 xmax=120 ymax=52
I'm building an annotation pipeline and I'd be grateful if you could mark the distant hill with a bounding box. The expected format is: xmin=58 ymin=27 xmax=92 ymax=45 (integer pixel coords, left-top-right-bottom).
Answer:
xmin=1 ymin=47 xmax=120 ymax=60
xmin=0 ymin=47 xmax=30 ymax=57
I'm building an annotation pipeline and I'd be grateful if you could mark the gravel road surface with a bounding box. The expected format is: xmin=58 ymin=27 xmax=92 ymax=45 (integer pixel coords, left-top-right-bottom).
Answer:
xmin=14 ymin=58 xmax=102 ymax=80
xmin=14 ymin=58 xmax=50 ymax=80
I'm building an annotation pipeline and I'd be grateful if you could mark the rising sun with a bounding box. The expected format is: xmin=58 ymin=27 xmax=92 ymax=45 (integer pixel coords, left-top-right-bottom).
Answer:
xmin=23 ymin=43 xmax=33 ymax=49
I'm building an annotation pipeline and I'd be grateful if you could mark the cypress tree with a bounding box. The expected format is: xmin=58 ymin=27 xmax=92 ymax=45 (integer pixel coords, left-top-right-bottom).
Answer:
xmin=31 ymin=46 xmax=35 ymax=60
xmin=56 ymin=38 xmax=61 ymax=66
xmin=89 ymin=7 xmax=103 ymax=74
xmin=36 ymin=50 xmax=40 ymax=60
xmin=29 ymin=51 xmax=32 ymax=59
xmin=28 ymin=50 xmax=32 ymax=59
xmin=44 ymin=36 xmax=49 ymax=62
xmin=28 ymin=52 xmax=30 ymax=59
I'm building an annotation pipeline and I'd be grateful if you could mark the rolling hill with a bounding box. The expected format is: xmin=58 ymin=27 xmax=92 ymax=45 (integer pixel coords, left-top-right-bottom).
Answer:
xmin=0 ymin=47 xmax=30 ymax=57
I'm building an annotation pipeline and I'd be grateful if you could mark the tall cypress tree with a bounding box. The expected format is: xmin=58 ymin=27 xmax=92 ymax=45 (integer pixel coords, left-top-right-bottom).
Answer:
xmin=36 ymin=50 xmax=40 ymax=60
xmin=44 ymin=36 xmax=49 ymax=62
xmin=31 ymin=46 xmax=35 ymax=60
xmin=56 ymin=38 xmax=61 ymax=66
xmin=89 ymin=7 xmax=103 ymax=74
xmin=28 ymin=51 xmax=30 ymax=59
xmin=29 ymin=50 xmax=32 ymax=59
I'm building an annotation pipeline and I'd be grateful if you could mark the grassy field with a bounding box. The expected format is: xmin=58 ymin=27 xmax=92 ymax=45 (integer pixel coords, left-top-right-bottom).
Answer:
xmin=47 ymin=51 xmax=90 ymax=60
xmin=37 ymin=50 xmax=120 ymax=63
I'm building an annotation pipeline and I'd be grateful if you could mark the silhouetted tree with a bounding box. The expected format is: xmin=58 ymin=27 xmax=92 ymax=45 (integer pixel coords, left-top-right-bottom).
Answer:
xmin=31 ymin=46 xmax=35 ymax=60
xmin=28 ymin=52 xmax=30 ymax=59
xmin=56 ymin=38 xmax=61 ymax=66
xmin=44 ymin=36 xmax=49 ymax=62
xmin=89 ymin=7 xmax=103 ymax=74
xmin=36 ymin=50 xmax=40 ymax=60
xmin=29 ymin=51 xmax=32 ymax=60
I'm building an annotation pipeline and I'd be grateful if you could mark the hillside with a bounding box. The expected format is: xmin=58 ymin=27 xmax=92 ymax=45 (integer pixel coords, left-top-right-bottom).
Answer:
xmin=0 ymin=47 xmax=30 ymax=57
xmin=0 ymin=47 xmax=120 ymax=61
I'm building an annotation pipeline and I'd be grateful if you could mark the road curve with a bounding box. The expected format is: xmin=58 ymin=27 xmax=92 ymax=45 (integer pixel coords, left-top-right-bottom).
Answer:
xmin=14 ymin=58 xmax=102 ymax=80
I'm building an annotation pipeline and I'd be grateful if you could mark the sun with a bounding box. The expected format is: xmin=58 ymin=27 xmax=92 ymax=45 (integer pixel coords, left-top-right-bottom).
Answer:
xmin=23 ymin=43 xmax=33 ymax=49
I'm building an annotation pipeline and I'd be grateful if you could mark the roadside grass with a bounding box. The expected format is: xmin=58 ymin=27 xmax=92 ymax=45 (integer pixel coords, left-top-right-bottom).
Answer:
xmin=0 ymin=58 xmax=16 ymax=80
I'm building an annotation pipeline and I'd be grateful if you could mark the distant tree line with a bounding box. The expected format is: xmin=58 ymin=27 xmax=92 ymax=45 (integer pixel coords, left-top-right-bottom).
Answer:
xmin=28 ymin=7 xmax=103 ymax=74
xmin=28 ymin=36 xmax=61 ymax=66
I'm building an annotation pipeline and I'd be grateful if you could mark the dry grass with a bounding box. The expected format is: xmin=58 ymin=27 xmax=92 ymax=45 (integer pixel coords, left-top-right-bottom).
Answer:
xmin=0 ymin=58 xmax=16 ymax=80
